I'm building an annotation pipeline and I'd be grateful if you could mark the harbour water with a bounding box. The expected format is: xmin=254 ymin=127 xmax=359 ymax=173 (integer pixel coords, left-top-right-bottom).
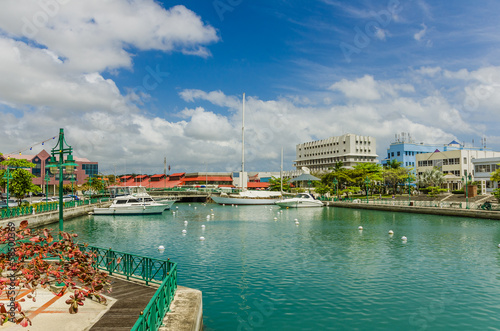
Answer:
xmin=63 ymin=204 xmax=500 ymax=330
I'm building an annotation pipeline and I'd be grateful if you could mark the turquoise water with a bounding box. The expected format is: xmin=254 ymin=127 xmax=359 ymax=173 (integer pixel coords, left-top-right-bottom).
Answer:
xmin=62 ymin=204 xmax=500 ymax=330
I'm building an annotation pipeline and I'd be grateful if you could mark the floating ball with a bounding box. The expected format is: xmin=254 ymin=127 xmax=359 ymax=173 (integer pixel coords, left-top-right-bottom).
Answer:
xmin=401 ymin=236 xmax=407 ymax=241
xmin=358 ymin=226 xmax=363 ymax=230
xmin=201 ymin=225 xmax=205 ymax=228
xmin=158 ymin=245 xmax=165 ymax=251
xmin=182 ymin=229 xmax=187 ymax=234
xmin=199 ymin=236 xmax=205 ymax=241
xmin=388 ymin=230 xmax=394 ymax=235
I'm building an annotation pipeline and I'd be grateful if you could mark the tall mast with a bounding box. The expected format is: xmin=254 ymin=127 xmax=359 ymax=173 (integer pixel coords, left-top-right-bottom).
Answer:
xmin=241 ymin=93 xmax=245 ymax=189
xmin=280 ymin=147 xmax=283 ymax=194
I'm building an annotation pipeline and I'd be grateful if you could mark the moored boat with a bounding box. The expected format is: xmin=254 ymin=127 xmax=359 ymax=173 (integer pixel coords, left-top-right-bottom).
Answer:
xmin=211 ymin=190 xmax=282 ymax=205
xmin=275 ymin=193 xmax=324 ymax=208
xmin=93 ymin=195 xmax=167 ymax=215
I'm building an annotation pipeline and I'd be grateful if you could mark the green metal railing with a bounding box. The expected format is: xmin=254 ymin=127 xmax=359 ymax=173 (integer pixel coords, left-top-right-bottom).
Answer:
xmin=0 ymin=198 xmax=111 ymax=220
xmin=79 ymin=245 xmax=177 ymax=331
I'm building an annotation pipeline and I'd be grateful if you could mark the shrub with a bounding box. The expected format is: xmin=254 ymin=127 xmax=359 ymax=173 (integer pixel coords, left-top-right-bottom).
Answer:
xmin=0 ymin=221 xmax=110 ymax=327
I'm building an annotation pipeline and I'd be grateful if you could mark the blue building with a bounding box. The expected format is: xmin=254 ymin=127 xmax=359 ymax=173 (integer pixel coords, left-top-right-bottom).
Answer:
xmin=382 ymin=133 xmax=485 ymax=169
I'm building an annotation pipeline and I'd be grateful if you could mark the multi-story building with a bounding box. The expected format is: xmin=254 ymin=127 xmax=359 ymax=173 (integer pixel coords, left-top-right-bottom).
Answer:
xmin=415 ymin=150 xmax=500 ymax=191
xmin=381 ymin=133 xmax=486 ymax=168
xmin=294 ymin=133 xmax=377 ymax=172
xmin=0 ymin=149 xmax=98 ymax=195
xmin=472 ymin=157 xmax=500 ymax=194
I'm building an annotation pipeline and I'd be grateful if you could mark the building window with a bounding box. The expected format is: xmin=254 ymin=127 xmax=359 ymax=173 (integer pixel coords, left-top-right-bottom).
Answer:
xmin=463 ymin=157 xmax=467 ymax=164
xmin=391 ymin=152 xmax=394 ymax=157
xmin=397 ymin=151 xmax=400 ymax=156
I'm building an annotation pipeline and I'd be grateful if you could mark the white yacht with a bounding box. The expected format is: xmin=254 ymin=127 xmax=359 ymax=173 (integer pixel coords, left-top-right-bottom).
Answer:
xmin=275 ymin=193 xmax=324 ymax=208
xmin=93 ymin=195 xmax=168 ymax=215
xmin=109 ymin=186 xmax=176 ymax=210
xmin=211 ymin=190 xmax=282 ymax=205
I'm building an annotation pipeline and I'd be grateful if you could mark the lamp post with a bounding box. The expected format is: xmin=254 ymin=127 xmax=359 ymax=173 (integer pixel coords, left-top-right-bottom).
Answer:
xmin=461 ymin=173 xmax=472 ymax=210
xmin=2 ymin=167 xmax=13 ymax=210
xmin=46 ymin=128 xmax=78 ymax=234
xmin=332 ymin=178 xmax=338 ymax=201
xmin=407 ymin=176 xmax=412 ymax=206
xmin=44 ymin=173 xmax=51 ymax=202
xmin=364 ymin=176 xmax=370 ymax=203
xmin=70 ymin=174 xmax=75 ymax=197
xmin=88 ymin=176 xmax=93 ymax=201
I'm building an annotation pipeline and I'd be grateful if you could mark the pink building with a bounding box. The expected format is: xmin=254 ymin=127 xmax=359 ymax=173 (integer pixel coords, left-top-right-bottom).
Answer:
xmin=1 ymin=149 xmax=98 ymax=195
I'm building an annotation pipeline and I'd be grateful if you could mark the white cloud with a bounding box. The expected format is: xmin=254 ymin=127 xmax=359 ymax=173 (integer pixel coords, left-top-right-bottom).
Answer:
xmin=329 ymin=75 xmax=414 ymax=101
xmin=414 ymin=23 xmax=427 ymax=41
xmin=179 ymin=89 xmax=241 ymax=109
xmin=416 ymin=66 xmax=441 ymax=77
xmin=0 ymin=1 xmax=219 ymax=72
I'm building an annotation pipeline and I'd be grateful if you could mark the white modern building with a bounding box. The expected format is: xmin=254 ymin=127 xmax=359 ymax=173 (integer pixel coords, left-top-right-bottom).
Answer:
xmin=472 ymin=157 xmax=500 ymax=194
xmin=416 ymin=150 xmax=500 ymax=191
xmin=294 ymin=133 xmax=377 ymax=172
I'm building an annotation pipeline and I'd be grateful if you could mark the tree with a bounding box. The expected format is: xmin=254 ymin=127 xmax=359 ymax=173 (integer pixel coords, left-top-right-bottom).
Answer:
xmin=383 ymin=167 xmax=413 ymax=195
xmin=0 ymin=158 xmax=40 ymax=205
xmin=490 ymin=164 xmax=500 ymax=182
xmin=417 ymin=167 xmax=445 ymax=188
xmin=268 ymin=176 xmax=290 ymax=192
xmin=0 ymin=221 xmax=110 ymax=326
xmin=386 ymin=159 xmax=403 ymax=169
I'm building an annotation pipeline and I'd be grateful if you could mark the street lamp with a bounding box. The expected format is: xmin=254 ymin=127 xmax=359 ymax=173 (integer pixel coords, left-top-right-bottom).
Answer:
xmin=2 ymin=166 xmax=13 ymax=210
xmin=461 ymin=172 xmax=472 ymax=209
xmin=407 ymin=176 xmax=412 ymax=206
xmin=70 ymin=174 xmax=76 ymax=197
xmin=44 ymin=173 xmax=51 ymax=202
xmin=332 ymin=178 xmax=338 ymax=201
xmin=364 ymin=176 xmax=370 ymax=203
xmin=46 ymin=128 xmax=78 ymax=234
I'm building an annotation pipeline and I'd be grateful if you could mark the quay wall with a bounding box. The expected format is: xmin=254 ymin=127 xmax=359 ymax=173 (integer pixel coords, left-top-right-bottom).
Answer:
xmin=325 ymin=201 xmax=500 ymax=220
xmin=161 ymin=286 xmax=203 ymax=331
xmin=0 ymin=201 xmax=111 ymax=228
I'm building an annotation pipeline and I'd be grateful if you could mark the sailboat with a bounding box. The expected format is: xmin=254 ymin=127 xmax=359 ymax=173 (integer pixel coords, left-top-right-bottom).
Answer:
xmin=211 ymin=93 xmax=283 ymax=205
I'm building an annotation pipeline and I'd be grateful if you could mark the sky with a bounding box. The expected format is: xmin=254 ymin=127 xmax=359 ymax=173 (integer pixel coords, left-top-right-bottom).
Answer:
xmin=0 ymin=0 xmax=499 ymax=175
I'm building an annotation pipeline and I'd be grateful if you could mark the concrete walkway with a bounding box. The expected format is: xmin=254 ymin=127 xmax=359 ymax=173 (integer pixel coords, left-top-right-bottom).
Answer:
xmin=0 ymin=287 xmax=115 ymax=331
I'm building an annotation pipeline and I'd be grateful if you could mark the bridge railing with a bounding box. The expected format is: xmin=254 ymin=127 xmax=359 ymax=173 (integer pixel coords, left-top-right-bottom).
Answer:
xmin=78 ymin=245 xmax=178 ymax=331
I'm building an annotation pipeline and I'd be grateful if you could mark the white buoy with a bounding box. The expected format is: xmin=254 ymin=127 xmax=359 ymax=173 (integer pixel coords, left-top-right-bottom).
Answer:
xmin=176 ymin=206 xmax=179 ymax=209
xmin=206 ymin=215 xmax=210 ymax=219
xmin=184 ymin=221 xmax=188 ymax=225
xmin=295 ymin=221 xmax=299 ymax=225
xmin=235 ymin=205 xmax=238 ymax=208
xmin=388 ymin=230 xmax=394 ymax=235
xmin=358 ymin=226 xmax=363 ymax=230
xmin=199 ymin=236 xmax=205 ymax=241
xmin=182 ymin=229 xmax=187 ymax=234
xmin=201 ymin=225 xmax=205 ymax=228
xmin=158 ymin=245 xmax=165 ymax=251
xmin=189 ymin=204 xmax=191 ymax=206
xmin=294 ymin=218 xmax=298 ymax=222
xmin=401 ymin=236 xmax=407 ymax=241
xmin=211 ymin=213 xmax=214 ymax=217
xmin=211 ymin=209 xmax=213 ymax=212
xmin=194 ymin=207 xmax=197 ymax=209
xmin=232 ymin=204 xmax=234 ymax=207
xmin=497 ymin=243 xmax=500 ymax=248
xmin=274 ymin=217 xmax=278 ymax=220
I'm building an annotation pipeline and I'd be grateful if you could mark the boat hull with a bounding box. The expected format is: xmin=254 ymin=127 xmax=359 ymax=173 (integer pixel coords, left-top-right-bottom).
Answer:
xmin=155 ymin=199 xmax=176 ymax=210
xmin=275 ymin=199 xmax=324 ymax=208
xmin=93 ymin=204 xmax=166 ymax=215
xmin=211 ymin=195 xmax=281 ymax=205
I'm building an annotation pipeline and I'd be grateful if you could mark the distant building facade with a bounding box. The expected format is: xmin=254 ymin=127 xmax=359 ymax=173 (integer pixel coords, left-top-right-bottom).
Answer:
xmin=415 ymin=150 xmax=500 ymax=191
xmin=472 ymin=157 xmax=500 ymax=194
xmin=0 ymin=149 xmax=98 ymax=195
xmin=381 ymin=133 xmax=483 ymax=168
xmin=294 ymin=133 xmax=377 ymax=171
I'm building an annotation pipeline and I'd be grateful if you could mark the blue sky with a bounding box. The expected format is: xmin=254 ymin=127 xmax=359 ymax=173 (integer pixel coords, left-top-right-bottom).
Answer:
xmin=0 ymin=0 xmax=499 ymax=174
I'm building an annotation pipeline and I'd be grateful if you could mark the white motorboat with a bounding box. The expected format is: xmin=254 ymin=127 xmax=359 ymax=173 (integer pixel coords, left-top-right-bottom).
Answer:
xmin=93 ymin=195 xmax=167 ymax=215
xmin=211 ymin=190 xmax=282 ymax=205
xmin=108 ymin=186 xmax=176 ymax=210
xmin=275 ymin=193 xmax=324 ymax=208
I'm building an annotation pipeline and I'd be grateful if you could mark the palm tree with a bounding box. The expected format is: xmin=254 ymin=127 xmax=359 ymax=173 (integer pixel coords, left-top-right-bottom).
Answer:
xmin=417 ymin=167 xmax=445 ymax=188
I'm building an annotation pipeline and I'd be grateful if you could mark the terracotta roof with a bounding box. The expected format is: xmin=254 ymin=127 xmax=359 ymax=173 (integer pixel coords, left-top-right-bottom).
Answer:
xmin=170 ymin=172 xmax=185 ymax=177
xmin=182 ymin=176 xmax=233 ymax=182
xmin=247 ymin=182 xmax=270 ymax=188
xmin=150 ymin=174 xmax=166 ymax=178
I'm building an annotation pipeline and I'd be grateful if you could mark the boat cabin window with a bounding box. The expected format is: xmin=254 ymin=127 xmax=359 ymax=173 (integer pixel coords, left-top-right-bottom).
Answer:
xmin=115 ymin=200 xmax=127 ymax=204
xmin=127 ymin=198 xmax=140 ymax=203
